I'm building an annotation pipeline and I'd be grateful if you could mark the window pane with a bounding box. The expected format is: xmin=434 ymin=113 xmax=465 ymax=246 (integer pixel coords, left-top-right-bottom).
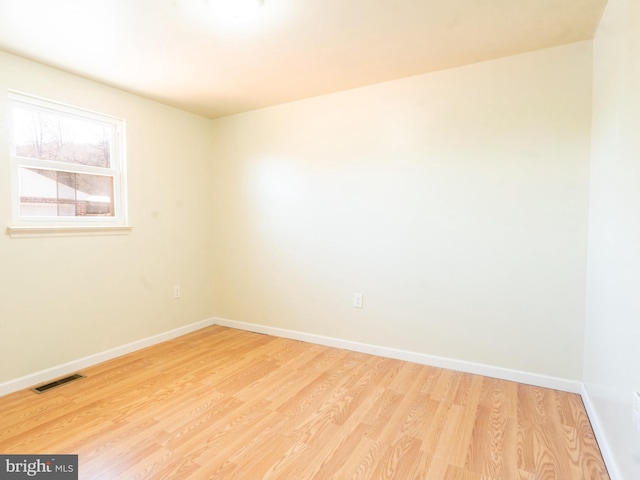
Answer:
xmin=13 ymin=108 xmax=111 ymax=168
xmin=19 ymin=167 xmax=114 ymax=217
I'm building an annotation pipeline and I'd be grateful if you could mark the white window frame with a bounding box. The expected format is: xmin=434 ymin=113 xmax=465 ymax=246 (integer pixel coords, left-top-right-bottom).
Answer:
xmin=7 ymin=91 xmax=129 ymax=234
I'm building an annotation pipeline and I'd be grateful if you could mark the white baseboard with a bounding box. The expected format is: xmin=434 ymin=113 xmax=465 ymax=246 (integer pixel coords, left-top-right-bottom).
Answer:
xmin=581 ymin=384 xmax=620 ymax=480
xmin=212 ymin=317 xmax=582 ymax=394
xmin=0 ymin=318 xmax=215 ymax=397
xmin=2 ymin=316 xmax=581 ymax=397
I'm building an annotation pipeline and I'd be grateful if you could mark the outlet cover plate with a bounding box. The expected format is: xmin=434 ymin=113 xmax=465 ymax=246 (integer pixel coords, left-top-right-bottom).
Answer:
xmin=353 ymin=293 xmax=363 ymax=309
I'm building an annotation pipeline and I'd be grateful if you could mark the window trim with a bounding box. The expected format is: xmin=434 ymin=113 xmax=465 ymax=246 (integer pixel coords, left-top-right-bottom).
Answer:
xmin=7 ymin=91 xmax=129 ymax=230
xmin=6 ymin=224 xmax=133 ymax=239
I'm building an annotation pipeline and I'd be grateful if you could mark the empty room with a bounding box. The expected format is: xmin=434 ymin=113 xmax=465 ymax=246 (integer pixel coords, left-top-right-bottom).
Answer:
xmin=0 ymin=0 xmax=638 ymax=478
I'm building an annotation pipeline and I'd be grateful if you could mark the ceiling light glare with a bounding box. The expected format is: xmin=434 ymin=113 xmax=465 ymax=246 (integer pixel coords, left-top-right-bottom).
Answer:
xmin=212 ymin=0 xmax=264 ymax=22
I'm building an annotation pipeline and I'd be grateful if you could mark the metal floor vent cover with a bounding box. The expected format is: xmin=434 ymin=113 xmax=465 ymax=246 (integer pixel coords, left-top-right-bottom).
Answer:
xmin=32 ymin=373 xmax=86 ymax=394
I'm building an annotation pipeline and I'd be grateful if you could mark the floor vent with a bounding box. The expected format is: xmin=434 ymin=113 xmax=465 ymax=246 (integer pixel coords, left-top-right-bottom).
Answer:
xmin=31 ymin=373 xmax=86 ymax=394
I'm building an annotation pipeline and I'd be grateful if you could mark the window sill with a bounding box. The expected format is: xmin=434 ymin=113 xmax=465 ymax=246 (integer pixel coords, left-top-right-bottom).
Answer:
xmin=6 ymin=225 xmax=133 ymax=239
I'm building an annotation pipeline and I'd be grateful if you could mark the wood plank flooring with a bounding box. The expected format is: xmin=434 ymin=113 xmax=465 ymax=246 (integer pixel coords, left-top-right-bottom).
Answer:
xmin=0 ymin=326 xmax=609 ymax=479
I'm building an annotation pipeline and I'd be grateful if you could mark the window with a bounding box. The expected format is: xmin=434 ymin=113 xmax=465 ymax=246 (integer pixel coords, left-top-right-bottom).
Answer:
xmin=8 ymin=92 xmax=127 ymax=231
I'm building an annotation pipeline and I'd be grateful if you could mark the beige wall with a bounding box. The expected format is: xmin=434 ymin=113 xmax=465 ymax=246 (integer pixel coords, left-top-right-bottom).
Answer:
xmin=0 ymin=51 xmax=214 ymax=383
xmin=584 ymin=0 xmax=640 ymax=478
xmin=0 ymin=40 xmax=595 ymax=387
xmin=210 ymin=42 xmax=593 ymax=380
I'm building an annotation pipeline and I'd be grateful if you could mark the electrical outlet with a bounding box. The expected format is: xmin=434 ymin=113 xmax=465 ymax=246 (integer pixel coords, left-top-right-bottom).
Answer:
xmin=633 ymin=391 xmax=640 ymax=431
xmin=173 ymin=285 xmax=181 ymax=299
xmin=353 ymin=293 xmax=363 ymax=309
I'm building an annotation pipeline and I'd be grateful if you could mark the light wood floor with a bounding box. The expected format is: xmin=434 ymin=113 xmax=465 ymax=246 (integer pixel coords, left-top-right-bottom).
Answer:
xmin=0 ymin=326 xmax=608 ymax=479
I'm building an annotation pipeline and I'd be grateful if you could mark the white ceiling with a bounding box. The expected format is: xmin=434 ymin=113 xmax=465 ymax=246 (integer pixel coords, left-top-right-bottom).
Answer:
xmin=0 ymin=0 xmax=607 ymax=119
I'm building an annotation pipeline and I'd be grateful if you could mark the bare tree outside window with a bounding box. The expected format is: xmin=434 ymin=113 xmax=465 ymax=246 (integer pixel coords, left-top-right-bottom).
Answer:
xmin=13 ymin=108 xmax=112 ymax=168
